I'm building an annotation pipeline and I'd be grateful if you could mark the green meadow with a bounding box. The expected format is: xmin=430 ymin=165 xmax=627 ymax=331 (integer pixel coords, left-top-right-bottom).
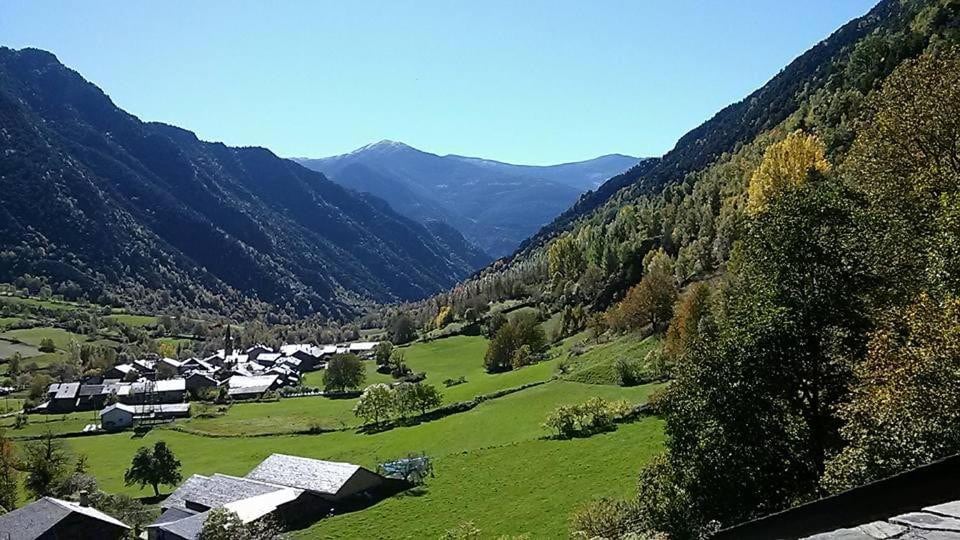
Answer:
xmin=563 ymin=333 xmax=662 ymax=385
xmin=104 ymin=313 xmax=159 ymax=327
xmin=12 ymin=330 xmax=666 ymax=537
xmin=1 ymin=327 xmax=88 ymax=350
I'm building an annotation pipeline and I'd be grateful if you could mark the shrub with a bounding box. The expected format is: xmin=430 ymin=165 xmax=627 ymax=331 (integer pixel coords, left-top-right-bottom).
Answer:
xmin=38 ymin=338 xmax=56 ymax=353
xmin=615 ymin=358 xmax=645 ymax=386
xmin=570 ymin=498 xmax=639 ymax=539
xmin=543 ymin=397 xmax=632 ymax=438
xmin=443 ymin=376 xmax=467 ymax=387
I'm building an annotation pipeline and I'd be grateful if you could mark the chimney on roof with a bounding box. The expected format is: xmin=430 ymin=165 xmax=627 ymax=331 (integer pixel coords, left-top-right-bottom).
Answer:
xmin=79 ymin=490 xmax=90 ymax=507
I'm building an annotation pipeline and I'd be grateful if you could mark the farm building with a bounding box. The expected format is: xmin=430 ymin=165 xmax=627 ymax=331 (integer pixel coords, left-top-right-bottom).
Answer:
xmin=178 ymin=357 xmax=215 ymax=374
xmin=227 ymin=374 xmax=280 ymax=400
xmin=39 ymin=378 xmax=186 ymax=414
xmin=133 ymin=358 xmax=157 ymax=373
xmin=247 ymin=454 xmax=392 ymax=502
xmin=185 ymin=372 xmax=219 ymax=395
xmin=279 ymin=344 xmax=324 ymax=370
xmin=120 ymin=378 xmax=187 ymax=405
xmin=46 ymin=382 xmax=81 ymax=413
xmin=100 ymin=403 xmax=136 ymax=430
xmin=100 ymin=403 xmax=191 ymax=431
xmin=348 ymin=342 xmax=379 ymax=358
xmin=148 ymin=454 xmax=404 ymax=539
xmin=253 ymin=352 xmax=283 ymax=367
xmin=0 ymin=495 xmax=129 ymax=539
xmin=103 ymin=363 xmax=138 ymax=380
xmin=244 ymin=344 xmax=274 ymax=361
xmin=159 ymin=357 xmax=182 ymax=370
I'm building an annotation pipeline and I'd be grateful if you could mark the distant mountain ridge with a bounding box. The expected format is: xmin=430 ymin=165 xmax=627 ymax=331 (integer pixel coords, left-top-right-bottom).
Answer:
xmin=295 ymin=142 xmax=638 ymax=257
xmin=0 ymin=47 xmax=487 ymax=318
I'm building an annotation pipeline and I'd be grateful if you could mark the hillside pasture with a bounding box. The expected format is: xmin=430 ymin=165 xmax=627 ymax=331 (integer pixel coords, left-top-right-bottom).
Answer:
xmin=105 ymin=313 xmax=158 ymax=327
xmin=563 ymin=333 xmax=661 ymax=385
xmin=1 ymin=327 xmax=89 ymax=350
xmin=64 ymin=379 xmax=661 ymax=490
xmin=18 ymin=332 xmax=667 ymax=537
xmin=0 ymin=410 xmax=97 ymax=438
xmin=182 ymin=397 xmax=360 ymax=436
xmin=0 ymin=338 xmax=40 ymax=359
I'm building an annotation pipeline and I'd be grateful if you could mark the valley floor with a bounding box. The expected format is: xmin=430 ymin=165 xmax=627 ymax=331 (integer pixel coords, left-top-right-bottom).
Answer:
xmin=20 ymin=333 xmax=665 ymax=538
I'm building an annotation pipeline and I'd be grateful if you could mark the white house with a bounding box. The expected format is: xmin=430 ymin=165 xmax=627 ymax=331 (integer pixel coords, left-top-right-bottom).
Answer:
xmin=100 ymin=403 xmax=136 ymax=431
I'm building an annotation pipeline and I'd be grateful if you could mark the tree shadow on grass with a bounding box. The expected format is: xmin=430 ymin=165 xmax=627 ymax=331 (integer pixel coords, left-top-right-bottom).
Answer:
xmin=324 ymin=391 xmax=361 ymax=400
xmin=396 ymin=485 xmax=429 ymax=498
xmin=136 ymin=493 xmax=168 ymax=505
xmin=130 ymin=427 xmax=153 ymax=439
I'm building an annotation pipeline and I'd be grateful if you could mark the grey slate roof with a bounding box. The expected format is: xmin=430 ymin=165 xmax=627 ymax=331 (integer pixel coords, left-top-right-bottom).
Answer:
xmin=804 ymin=500 xmax=960 ymax=539
xmin=161 ymin=474 xmax=210 ymax=510
xmin=152 ymin=510 xmax=210 ymax=539
xmin=162 ymin=473 xmax=287 ymax=511
xmin=53 ymin=382 xmax=80 ymax=399
xmin=0 ymin=497 xmax=129 ymax=539
xmin=245 ymin=453 xmax=369 ymax=495
xmin=78 ymin=384 xmax=105 ymax=397
xmin=153 ymin=506 xmax=198 ymax=525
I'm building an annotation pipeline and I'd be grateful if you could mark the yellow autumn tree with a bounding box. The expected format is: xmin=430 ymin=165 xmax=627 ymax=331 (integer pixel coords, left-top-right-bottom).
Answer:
xmin=547 ymin=234 xmax=585 ymax=281
xmin=747 ymin=130 xmax=830 ymax=215
xmin=433 ymin=305 xmax=454 ymax=329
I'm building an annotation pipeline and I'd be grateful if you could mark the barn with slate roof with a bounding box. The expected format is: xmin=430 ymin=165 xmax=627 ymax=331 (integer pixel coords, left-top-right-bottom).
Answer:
xmin=0 ymin=496 xmax=129 ymax=539
xmin=246 ymin=453 xmax=387 ymax=501
xmin=147 ymin=453 xmax=407 ymax=539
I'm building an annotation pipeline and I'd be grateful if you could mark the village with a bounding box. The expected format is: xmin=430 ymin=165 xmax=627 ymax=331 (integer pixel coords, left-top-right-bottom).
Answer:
xmin=34 ymin=338 xmax=380 ymax=432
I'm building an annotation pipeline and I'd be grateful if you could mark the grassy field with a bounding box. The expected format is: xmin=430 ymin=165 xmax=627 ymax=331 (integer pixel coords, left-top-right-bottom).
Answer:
xmin=0 ymin=410 xmax=98 ymax=438
xmin=298 ymin=419 xmax=664 ymax=539
xmin=58 ymin=379 xmax=663 ymax=538
xmin=1 ymin=327 xmax=89 ymax=350
xmin=8 ymin=331 xmax=666 ymax=537
xmin=0 ymin=296 xmax=82 ymax=312
xmin=0 ymin=338 xmax=40 ymax=359
xmin=62 ymin=379 xmax=661 ymax=490
xmin=183 ymin=397 xmax=360 ymax=436
xmin=105 ymin=313 xmax=158 ymax=327
xmin=563 ymin=333 xmax=661 ymax=385
xmin=301 ymin=362 xmax=394 ymax=389
xmin=0 ymin=317 xmax=24 ymax=329
xmin=400 ymin=335 xmax=558 ymax=403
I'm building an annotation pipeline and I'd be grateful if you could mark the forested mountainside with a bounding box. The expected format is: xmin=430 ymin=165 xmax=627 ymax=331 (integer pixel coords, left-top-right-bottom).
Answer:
xmin=513 ymin=0 xmax=909 ymax=257
xmin=295 ymin=142 xmax=638 ymax=257
xmin=0 ymin=48 xmax=485 ymax=319
xmin=387 ymin=0 xmax=960 ymax=537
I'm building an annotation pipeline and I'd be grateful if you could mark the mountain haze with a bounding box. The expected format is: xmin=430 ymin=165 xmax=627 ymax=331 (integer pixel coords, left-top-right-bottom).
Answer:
xmin=295 ymin=142 xmax=638 ymax=257
xmin=0 ymin=47 xmax=487 ymax=318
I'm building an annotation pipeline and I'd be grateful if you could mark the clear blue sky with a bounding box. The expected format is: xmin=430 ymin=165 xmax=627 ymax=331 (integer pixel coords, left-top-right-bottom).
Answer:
xmin=1 ymin=1 xmax=877 ymax=165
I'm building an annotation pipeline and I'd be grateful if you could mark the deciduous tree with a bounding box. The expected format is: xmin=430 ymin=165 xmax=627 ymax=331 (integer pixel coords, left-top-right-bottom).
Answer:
xmin=747 ymin=130 xmax=830 ymax=215
xmin=354 ymin=384 xmax=395 ymax=426
xmin=123 ymin=441 xmax=182 ymax=497
xmin=323 ymin=354 xmax=366 ymax=392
